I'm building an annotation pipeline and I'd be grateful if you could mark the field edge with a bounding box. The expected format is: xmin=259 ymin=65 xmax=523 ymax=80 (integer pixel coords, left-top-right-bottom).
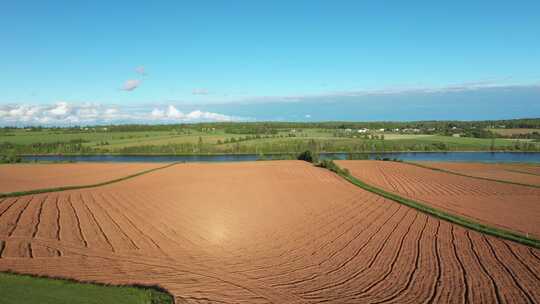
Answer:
xmin=0 ymin=162 xmax=179 ymax=198
xmin=328 ymin=161 xmax=540 ymax=248
xmin=0 ymin=270 xmax=174 ymax=304
xmin=406 ymin=161 xmax=540 ymax=188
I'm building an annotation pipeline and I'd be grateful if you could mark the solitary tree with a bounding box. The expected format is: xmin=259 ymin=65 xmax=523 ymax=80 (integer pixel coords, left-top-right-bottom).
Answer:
xmin=197 ymin=136 xmax=203 ymax=153
xmin=297 ymin=150 xmax=316 ymax=163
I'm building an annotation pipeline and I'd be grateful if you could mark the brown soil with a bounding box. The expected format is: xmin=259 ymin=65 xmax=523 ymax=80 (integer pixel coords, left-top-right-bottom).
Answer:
xmin=337 ymin=160 xmax=540 ymax=239
xmin=0 ymin=161 xmax=538 ymax=303
xmin=416 ymin=161 xmax=540 ymax=186
xmin=0 ymin=163 xmax=165 ymax=193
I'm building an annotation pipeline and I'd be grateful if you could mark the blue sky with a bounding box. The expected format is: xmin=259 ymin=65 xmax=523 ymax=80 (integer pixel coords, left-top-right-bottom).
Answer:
xmin=1 ymin=1 xmax=539 ymax=125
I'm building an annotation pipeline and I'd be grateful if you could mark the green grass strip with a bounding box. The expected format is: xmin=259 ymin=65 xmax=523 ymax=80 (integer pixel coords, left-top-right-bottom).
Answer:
xmin=0 ymin=162 xmax=179 ymax=199
xmin=405 ymin=161 xmax=540 ymax=189
xmin=0 ymin=271 xmax=173 ymax=304
xmin=329 ymin=162 xmax=540 ymax=249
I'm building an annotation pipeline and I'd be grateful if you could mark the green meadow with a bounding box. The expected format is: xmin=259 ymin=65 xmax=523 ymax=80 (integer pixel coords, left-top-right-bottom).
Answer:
xmin=1 ymin=121 xmax=539 ymax=157
xmin=0 ymin=272 xmax=172 ymax=304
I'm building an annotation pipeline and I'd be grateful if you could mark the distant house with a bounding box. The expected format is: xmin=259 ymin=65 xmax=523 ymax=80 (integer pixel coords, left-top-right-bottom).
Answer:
xmin=403 ymin=128 xmax=421 ymax=133
xmin=357 ymin=128 xmax=369 ymax=133
xmin=378 ymin=128 xmax=385 ymax=132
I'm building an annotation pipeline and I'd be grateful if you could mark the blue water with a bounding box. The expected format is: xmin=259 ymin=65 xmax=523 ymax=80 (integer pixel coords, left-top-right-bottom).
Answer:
xmin=22 ymin=152 xmax=540 ymax=163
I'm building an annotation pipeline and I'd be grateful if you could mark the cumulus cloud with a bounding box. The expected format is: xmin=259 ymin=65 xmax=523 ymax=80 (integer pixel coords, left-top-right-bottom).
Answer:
xmin=305 ymin=114 xmax=311 ymax=118
xmin=122 ymin=79 xmax=141 ymax=91
xmin=104 ymin=108 xmax=118 ymax=116
xmin=0 ymin=102 xmax=241 ymax=126
xmin=192 ymin=88 xmax=210 ymax=95
xmin=148 ymin=105 xmax=235 ymax=122
xmin=188 ymin=110 xmax=233 ymax=121
xmin=151 ymin=108 xmax=165 ymax=119
xmin=48 ymin=102 xmax=70 ymax=116
xmin=135 ymin=66 xmax=146 ymax=76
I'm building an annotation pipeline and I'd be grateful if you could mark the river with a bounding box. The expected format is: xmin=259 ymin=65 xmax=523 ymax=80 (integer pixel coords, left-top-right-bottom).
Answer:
xmin=22 ymin=152 xmax=540 ymax=163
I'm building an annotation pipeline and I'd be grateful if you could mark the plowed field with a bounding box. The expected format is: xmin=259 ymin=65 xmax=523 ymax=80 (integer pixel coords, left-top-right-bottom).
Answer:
xmin=1 ymin=161 xmax=539 ymax=303
xmin=337 ymin=160 xmax=540 ymax=239
xmin=416 ymin=162 xmax=540 ymax=186
xmin=0 ymin=163 xmax=165 ymax=193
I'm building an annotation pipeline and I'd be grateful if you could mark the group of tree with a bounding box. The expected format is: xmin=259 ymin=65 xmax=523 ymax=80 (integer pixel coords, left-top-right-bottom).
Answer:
xmin=0 ymin=151 xmax=22 ymax=163
xmin=5 ymin=118 xmax=539 ymax=134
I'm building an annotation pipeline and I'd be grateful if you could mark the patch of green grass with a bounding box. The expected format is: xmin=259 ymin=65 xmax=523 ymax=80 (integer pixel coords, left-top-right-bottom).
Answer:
xmin=389 ymin=135 xmax=516 ymax=148
xmin=0 ymin=272 xmax=173 ymax=304
xmin=327 ymin=161 xmax=540 ymax=249
xmin=2 ymin=128 xmax=538 ymax=155
xmin=0 ymin=130 xmax=171 ymax=146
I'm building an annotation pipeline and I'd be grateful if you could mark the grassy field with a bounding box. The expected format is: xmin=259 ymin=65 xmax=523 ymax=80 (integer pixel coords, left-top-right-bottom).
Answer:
xmin=1 ymin=127 xmax=538 ymax=155
xmin=0 ymin=129 xmax=175 ymax=146
xmin=0 ymin=272 xmax=173 ymax=304
xmin=391 ymin=135 xmax=524 ymax=148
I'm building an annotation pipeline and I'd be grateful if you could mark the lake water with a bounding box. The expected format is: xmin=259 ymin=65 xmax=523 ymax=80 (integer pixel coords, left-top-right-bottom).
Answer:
xmin=22 ymin=152 xmax=540 ymax=163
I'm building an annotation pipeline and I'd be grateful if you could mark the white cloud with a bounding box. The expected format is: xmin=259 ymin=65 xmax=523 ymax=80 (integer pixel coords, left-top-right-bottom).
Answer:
xmin=148 ymin=105 xmax=235 ymax=122
xmin=151 ymin=108 xmax=165 ymax=118
xmin=192 ymin=88 xmax=210 ymax=95
xmin=305 ymin=114 xmax=311 ymax=118
xmin=166 ymin=105 xmax=182 ymax=118
xmin=187 ymin=110 xmax=232 ymax=121
xmin=0 ymin=102 xmax=242 ymax=126
xmin=122 ymin=79 xmax=141 ymax=91
xmin=48 ymin=102 xmax=70 ymax=116
xmin=104 ymin=108 xmax=118 ymax=116
xmin=135 ymin=66 xmax=146 ymax=76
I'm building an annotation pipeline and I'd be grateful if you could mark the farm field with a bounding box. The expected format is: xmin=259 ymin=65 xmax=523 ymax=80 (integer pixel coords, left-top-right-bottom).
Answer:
xmin=2 ymin=126 xmax=538 ymax=156
xmin=0 ymin=161 xmax=539 ymax=303
xmin=337 ymin=160 xmax=540 ymax=239
xmin=415 ymin=161 xmax=540 ymax=186
xmin=490 ymin=128 xmax=540 ymax=136
xmin=0 ymin=163 xmax=165 ymax=194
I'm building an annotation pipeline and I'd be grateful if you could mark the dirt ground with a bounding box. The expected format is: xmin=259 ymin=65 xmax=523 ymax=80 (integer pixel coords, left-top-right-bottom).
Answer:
xmin=416 ymin=161 xmax=540 ymax=186
xmin=337 ymin=160 xmax=540 ymax=239
xmin=0 ymin=163 xmax=165 ymax=193
xmin=0 ymin=161 xmax=538 ymax=303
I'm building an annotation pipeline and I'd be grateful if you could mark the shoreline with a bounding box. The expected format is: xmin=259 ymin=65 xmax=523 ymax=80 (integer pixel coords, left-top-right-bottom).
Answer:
xmin=18 ymin=150 xmax=540 ymax=157
xmin=12 ymin=151 xmax=540 ymax=165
